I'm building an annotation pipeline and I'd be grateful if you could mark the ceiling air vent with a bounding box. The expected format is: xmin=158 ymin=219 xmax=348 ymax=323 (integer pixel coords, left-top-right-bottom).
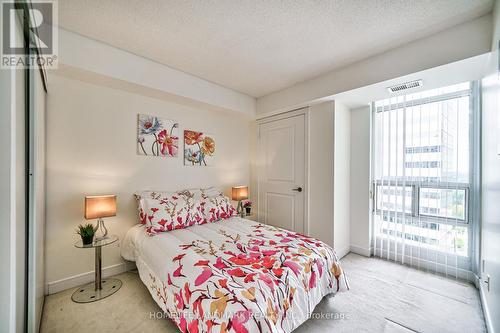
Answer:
xmin=387 ymin=79 xmax=423 ymax=94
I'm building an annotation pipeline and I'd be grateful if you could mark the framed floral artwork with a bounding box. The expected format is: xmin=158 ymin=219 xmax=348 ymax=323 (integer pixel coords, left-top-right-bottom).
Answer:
xmin=184 ymin=130 xmax=216 ymax=166
xmin=137 ymin=114 xmax=179 ymax=157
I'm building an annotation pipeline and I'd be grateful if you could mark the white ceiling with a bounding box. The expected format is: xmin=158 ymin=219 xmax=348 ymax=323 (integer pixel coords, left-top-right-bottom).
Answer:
xmin=58 ymin=0 xmax=493 ymax=98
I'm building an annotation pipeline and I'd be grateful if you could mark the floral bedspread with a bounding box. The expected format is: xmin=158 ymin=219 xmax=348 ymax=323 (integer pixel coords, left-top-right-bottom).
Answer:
xmin=124 ymin=218 xmax=348 ymax=333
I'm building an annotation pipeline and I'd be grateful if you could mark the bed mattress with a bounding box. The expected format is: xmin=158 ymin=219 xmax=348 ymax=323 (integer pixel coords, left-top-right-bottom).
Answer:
xmin=122 ymin=217 xmax=348 ymax=333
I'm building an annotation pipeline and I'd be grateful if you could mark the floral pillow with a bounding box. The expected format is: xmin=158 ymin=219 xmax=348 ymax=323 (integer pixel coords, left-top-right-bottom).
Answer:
xmin=139 ymin=190 xmax=205 ymax=236
xmin=202 ymin=194 xmax=237 ymax=222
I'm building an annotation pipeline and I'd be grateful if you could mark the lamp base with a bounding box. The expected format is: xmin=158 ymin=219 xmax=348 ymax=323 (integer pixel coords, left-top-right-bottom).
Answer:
xmin=237 ymin=201 xmax=246 ymax=218
xmin=94 ymin=218 xmax=108 ymax=241
xmin=71 ymin=278 xmax=122 ymax=303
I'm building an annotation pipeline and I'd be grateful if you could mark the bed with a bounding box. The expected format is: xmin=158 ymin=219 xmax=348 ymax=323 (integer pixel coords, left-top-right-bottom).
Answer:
xmin=122 ymin=190 xmax=348 ymax=333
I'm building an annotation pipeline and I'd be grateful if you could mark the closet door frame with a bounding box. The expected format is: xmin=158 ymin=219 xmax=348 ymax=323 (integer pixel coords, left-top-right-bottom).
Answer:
xmin=256 ymin=108 xmax=310 ymax=234
xmin=21 ymin=1 xmax=49 ymax=331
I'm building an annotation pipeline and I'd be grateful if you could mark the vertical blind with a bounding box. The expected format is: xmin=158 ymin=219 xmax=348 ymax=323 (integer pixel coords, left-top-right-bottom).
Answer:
xmin=372 ymin=82 xmax=478 ymax=281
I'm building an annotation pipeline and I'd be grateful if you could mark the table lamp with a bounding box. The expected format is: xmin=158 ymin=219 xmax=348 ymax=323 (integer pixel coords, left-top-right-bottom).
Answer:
xmin=85 ymin=195 xmax=116 ymax=241
xmin=231 ymin=186 xmax=248 ymax=217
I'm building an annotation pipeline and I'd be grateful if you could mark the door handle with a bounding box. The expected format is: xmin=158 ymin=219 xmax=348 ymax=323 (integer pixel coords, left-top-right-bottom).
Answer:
xmin=292 ymin=187 xmax=303 ymax=192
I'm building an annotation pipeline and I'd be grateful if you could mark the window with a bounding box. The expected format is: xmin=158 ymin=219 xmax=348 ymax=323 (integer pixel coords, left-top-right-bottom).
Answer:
xmin=372 ymin=82 xmax=475 ymax=258
xmin=375 ymin=185 xmax=412 ymax=213
xmin=419 ymin=188 xmax=466 ymax=220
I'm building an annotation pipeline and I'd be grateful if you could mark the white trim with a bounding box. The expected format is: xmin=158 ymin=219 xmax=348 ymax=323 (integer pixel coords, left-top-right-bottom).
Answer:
xmin=9 ymin=62 xmax=17 ymax=333
xmin=472 ymin=273 xmax=481 ymax=289
xmin=256 ymin=107 xmax=310 ymax=236
xmin=256 ymin=107 xmax=309 ymax=124
xmin=335 ymin=246 xmax=351 ymax=259
xmin=479 ymin=281 xmax=495 ymax=333
xmin=350 ymin=245 xmax=373 ymax=257
xmin=46 ymin=261 xmax=136 ymax=295
xmin=256 ymin=105 xmax=317 ymax=121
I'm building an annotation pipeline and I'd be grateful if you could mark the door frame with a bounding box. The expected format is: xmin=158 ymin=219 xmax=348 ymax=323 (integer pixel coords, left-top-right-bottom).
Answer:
xmin=256 ymin=107 xmax=310 ymax=235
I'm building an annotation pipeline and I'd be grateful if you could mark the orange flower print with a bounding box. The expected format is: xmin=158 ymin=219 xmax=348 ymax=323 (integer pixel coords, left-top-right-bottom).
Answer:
xmin=266 ymin=298 xmax=278 ymax=325
xmin=184 ymin=130 xmax=216 ymax=166
xmin=201 ymin=136 xmax=216 ymax=156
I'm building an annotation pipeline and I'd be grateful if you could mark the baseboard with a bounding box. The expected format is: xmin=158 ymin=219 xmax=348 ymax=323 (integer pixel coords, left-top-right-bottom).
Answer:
xmin=473 ymin=273 xmax=481 ymax=289
xmin=336 ymin=246 xmax=350 ymax=259
xmin=349 ymin=245 xmax=372 ymax=257
xmin=479 ymin=280 xmax=495 ymax=333
xmin=46 ymin=261 xmax=137 ymax=295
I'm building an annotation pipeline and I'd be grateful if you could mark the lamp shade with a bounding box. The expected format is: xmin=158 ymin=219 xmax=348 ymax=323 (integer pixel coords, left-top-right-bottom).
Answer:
xmin=231 ymin=186 xmax=248 ymax=201
xmin=85 ymin=195 xmax=117 ymax=219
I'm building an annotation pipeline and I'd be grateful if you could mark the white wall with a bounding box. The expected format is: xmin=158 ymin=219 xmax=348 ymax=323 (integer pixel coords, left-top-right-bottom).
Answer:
xmin=45 ymin=73 xmax=253 ymax=293
xmin=248 ymin=121 xmax=259 ymax=219
xmin=333 ymin=101 xmax=351 ymax=258
xmin=481 ymin=70 xmax=500 ymax=333
xmin=0 ymin=13 xmax=27 ymax=332
xmin=349 ymin=106 xmax=371 ymax=257
xmin=307 ymin=101 xmax=350 ymax=258
xmin=59 ymin=29 xmax=256 ymax=116
xmin=0 ymin=56 xmax=12 ymax=333
xmin=480 ymin=2 xmax=500 ymax=332
xmin=0 ymin=63 xmax=24 ymax=333
xmin=308 ymin=102 xmax=335 ymax=247
xmin=257 ymin=14 xmax=492 ymax=116
xmin=0 ymin=42 xmax=26 ymax=333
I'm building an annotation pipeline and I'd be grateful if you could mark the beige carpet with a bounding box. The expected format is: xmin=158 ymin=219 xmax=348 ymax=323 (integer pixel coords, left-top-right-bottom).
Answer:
xmin=40 ymin=253 xmax=485 ymax=333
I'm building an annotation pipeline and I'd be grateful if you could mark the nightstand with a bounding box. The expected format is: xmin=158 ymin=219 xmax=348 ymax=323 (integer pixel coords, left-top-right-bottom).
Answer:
xmin=71 ymin=235 xmax=122 ymax=303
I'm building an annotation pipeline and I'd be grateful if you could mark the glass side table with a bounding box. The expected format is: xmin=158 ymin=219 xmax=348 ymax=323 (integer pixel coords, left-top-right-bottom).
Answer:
xmin=71 ymin=235 xmax=122 ymax=303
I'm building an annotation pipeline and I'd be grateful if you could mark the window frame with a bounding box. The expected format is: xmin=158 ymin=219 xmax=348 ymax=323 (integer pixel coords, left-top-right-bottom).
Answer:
xmin=371 ymin=84 xmax=475 ymax=229
xmin=372 ymin=180 xmax=469 ymax=226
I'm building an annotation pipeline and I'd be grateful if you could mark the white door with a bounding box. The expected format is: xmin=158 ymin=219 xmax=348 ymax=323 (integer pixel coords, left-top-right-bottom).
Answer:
xmin=258 ymin=114 xmax=306 ymax=233
xmin=28 ymin=59 xmax=46 ymax=333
